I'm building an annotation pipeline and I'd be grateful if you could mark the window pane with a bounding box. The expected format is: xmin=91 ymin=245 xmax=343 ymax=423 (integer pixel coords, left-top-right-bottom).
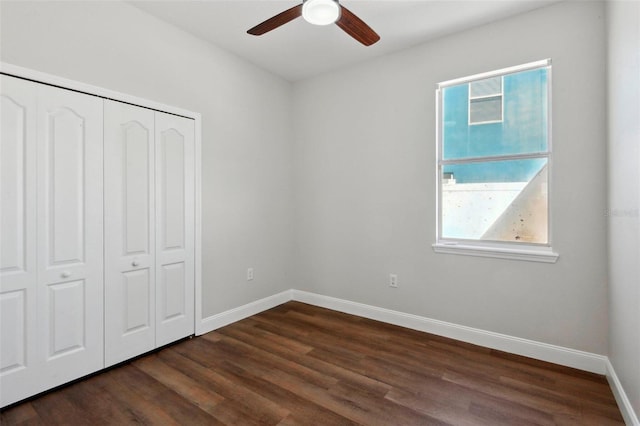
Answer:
xmin=442 ymin=67 xmax=548 ymax=160
xmin=470 ymin=76 xmax=501 ymax=98
xmin=441 ymin=158 xmax=548 ymax=244
xmin=470 ymin=96 xmax=502 ymax=123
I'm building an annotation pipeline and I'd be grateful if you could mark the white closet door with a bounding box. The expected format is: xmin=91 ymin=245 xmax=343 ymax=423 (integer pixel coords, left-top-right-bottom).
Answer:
xmin=36 ymin=84 xmax=104 ymax=389
xmin=104 ymin=101 xmax=156 ymax=367
xmin=0 ymin=75 xmax=39 ymax=407
xmin=155 ymin=112 xmax=194 ymax=346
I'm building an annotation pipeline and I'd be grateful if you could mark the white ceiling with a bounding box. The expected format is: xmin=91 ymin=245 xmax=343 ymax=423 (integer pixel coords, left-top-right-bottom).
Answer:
xmin=130 ymin=0 xmax=557 ymax=82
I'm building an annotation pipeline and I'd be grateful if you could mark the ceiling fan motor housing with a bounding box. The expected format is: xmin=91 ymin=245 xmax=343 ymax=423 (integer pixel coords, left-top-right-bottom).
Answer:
xmin=302 ymin=0 xmax=342 ymax=26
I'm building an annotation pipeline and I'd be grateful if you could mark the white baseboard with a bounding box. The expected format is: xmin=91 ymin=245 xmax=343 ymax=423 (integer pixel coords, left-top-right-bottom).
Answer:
xmin=606 ymin=358 xmax=640 ymax=426
xmin=196 ymin=290 xmax=292 ymax=335
xmin=291 ymin=290 xmax=608 ymax=375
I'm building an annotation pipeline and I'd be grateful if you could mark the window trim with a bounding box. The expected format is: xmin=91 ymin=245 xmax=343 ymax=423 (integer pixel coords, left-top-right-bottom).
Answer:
xmin=434 ymin=59 xmax=558 ymax=263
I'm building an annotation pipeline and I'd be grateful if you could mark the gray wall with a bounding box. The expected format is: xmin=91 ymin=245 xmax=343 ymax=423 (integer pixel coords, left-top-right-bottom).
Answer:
xmin=0 ymin=1 xmax=295 ymax=317
xmin=607 ymin=0 xmax=640 ymax=420
xmin=292 ymin=1 xmax=609 ymax=354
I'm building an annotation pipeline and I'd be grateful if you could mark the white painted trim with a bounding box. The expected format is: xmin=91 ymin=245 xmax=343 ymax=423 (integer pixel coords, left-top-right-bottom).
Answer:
xmin=291 ymin=290 xmax=606 ymax=374
xmin=194 ymin=114 xmax=203 ymax=339
xmin=606 ymin=359 xmax=640 ymax=426
xmin=439 ymin=58 xmax=551 ymax=88
xmin=196 ymin=290 xmax=292 ymax=335
xmin=0 ymin=62 xmax=196 ymax=119
xmin=433 ymin=242 xmax=559 ymax=263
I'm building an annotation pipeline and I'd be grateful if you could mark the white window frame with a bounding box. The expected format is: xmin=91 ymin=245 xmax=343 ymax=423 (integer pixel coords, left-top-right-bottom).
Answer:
xmin=433 ymin=59 xmax=559 ymax=263
xmin=468 ymin=76 xmax=504 ymax=125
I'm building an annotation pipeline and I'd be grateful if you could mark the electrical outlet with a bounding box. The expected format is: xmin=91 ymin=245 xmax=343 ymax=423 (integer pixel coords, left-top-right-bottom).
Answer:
xmin=389 ymin=273 xmax=398 ymax=288
xmin=247 ymin=267 xmax=254 ymax=281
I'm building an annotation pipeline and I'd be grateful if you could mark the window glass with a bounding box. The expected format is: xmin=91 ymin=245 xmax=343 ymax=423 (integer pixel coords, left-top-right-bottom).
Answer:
xmin=470 ymin=96 xmax=502 ymax=124
xmin=470 ymin=76 xmax=502 ymax=97
xmin=442 ymin=68 xmax=548 ymax=160
xmin=441 ymin=158 xmax=548 ymax=243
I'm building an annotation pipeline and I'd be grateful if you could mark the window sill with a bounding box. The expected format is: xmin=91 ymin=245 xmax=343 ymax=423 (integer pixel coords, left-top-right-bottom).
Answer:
xmin=432 ymin=242 xmax=559 ymax=263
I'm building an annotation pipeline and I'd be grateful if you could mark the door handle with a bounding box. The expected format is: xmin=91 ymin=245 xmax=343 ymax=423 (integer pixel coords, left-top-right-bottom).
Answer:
xmin=61 ymin=271 xmax=71 ymax=278
xmin=132 ymin=260 xmax=140 ymax=267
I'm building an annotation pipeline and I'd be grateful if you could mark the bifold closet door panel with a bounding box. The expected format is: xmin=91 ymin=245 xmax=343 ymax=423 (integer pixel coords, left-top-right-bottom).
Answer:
xmin=36 ymin=84 xmax=104 ymax=390
xmin=0 ymin=75 xmax=39 ymax=407
xmin=155 ymin=112 xmax=195 ymax=346
xmin=104 ymin=100 xmax=156 ymax=367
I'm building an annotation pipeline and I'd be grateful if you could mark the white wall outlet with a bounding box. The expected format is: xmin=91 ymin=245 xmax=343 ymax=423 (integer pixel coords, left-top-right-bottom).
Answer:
xmin=247 ymin=267 xmax=254 ymax=281
xmin=389 ymin=273 xmax=398 ymax=288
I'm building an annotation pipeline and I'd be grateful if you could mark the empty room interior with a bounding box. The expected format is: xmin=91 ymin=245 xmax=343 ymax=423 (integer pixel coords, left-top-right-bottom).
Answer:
xmin=0 ymin=0 xmax=639 ymax=424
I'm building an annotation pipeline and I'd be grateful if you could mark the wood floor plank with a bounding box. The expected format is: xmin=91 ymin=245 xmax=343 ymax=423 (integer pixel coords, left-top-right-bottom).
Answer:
xmin=213 ymin=318 xmax=314 ymax=355
xmin=97 ymin=368 xmax=185 ymax=425
xmin=203 ymin=356 xmax=358 ymax=426
xmin=0 ymin=301 xmax=625 ymax=425
xmin=215 ymin=334 xmax=338 ymax=390
xmin=30 ymin=391 xmax=104 ymax=425
xmin=327 ymin=378 xmax=450 ymax=426
xmin=0 ymin=402 xmax=40 ymax=425
xmin=442 ymin=368 xmax=582 ymax=417
xmin=498 ymin=375 xmax=625 ymax=420
xmin=385 ymin=388 xmax=477 ymax=426
xmin=218 ymin=320 xmax=393 ymax=397
xmin=133 ymin=354 xmax=226 ymax=414
xmin=161 ymin=343 xmax=291 ymax=424
xmin=61 ymin=375 xmax=142 ymax=425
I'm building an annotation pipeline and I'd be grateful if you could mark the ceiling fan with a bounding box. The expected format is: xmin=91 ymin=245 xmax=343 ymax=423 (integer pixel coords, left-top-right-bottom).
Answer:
xmin=247 ymin=0 xmax=380 ymax=46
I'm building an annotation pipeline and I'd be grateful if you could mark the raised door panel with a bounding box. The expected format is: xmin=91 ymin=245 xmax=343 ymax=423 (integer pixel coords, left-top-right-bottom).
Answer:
xmin=155 ymin=112 xmax=194 ymax=346
xmin=36 ymin=84 xmax=103 ymax=390
xmin=104 ymin=100 xmax=155 ymax=367
xmin=0 ymin=75 xmax=39 ymax=407
xmin=123 ymin=269 xmax=151 ymax=332
xmin=0 ymin=291 xmax=27 ymax=372
xmin=48 ymin=280 xmax=85 ymax=357
xmin=47 ymin=108 xmax=85 ymax=265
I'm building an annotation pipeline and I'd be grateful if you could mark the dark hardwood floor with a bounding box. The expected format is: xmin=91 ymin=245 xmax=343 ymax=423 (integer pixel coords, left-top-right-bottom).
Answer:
xmin=1 ymin=301 xmax=624 ymax=425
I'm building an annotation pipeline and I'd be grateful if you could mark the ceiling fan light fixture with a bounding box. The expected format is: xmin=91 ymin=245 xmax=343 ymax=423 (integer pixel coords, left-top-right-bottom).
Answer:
xmin=302 ymin=0 xmax=341 ymax=26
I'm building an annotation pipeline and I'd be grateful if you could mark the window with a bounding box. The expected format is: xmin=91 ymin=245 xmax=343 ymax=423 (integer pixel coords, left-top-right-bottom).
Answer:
xmin=434 ymin=59 xmax=558 ymax=263
xmin=469 ymin=76 xmax=503 ymax=124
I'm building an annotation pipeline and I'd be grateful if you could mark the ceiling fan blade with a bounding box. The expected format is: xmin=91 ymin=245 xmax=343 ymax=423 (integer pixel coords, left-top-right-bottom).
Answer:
xmin=247 ymin=4 xmax=303 ymax=36
xmin=336 ymin=6 xmax=380 ymax=46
